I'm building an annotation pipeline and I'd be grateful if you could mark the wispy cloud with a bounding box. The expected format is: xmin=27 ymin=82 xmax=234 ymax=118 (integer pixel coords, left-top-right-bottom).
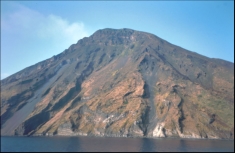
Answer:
xmin=2 ymin=2 xmax=88 ymax=45
xmin=37 ymin=14 xmax=87 ymax=44
xmin=1 ymin=2 xmax=89 ymax=77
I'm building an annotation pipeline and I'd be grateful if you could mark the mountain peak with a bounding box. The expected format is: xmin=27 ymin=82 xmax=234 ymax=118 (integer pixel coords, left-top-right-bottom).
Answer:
xmin=90 ymin=28 xmax=136 ymax=40
xmin=93 ymin=28 xmax=135 ymax=35
xmin=1 ymin=28 xmax=234 ymax=139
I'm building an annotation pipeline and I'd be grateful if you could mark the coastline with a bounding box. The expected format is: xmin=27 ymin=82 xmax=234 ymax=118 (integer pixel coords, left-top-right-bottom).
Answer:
xmin=1 ymin=134 xmax=234 ymax=141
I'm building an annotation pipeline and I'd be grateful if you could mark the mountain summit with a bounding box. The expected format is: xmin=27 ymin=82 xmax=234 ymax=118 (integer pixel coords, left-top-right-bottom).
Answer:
xmin=1 ymin=28 xmax=234 ymax=139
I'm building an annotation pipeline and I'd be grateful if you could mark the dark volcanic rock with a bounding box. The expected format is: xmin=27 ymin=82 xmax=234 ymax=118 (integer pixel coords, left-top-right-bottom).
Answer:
xmin=1 ymin=28 xmax=234 ymax=139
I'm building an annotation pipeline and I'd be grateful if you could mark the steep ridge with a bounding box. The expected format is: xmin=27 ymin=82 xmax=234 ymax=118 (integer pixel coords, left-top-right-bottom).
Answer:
xmin=1 ymin=28 xmax=234 ymax=139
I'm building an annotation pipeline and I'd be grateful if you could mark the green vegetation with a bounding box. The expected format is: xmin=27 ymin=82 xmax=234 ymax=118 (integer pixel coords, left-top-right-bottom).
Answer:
xmin=20 ymin=79 xmax=33 ymax=84
xmin=123 ymin=99 xmax=128 ymax=104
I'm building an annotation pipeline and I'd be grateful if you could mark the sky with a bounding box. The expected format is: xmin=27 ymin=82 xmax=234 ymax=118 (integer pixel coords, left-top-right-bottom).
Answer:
xmin=1 ymin=1 xmax=234 ymax=79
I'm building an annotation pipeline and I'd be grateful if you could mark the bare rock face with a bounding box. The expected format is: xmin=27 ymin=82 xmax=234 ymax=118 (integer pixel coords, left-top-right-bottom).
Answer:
xmin=153 ymin=123 xmax=165 ymax=137
xmin=1 ymin=28 xmax=234 ymax=139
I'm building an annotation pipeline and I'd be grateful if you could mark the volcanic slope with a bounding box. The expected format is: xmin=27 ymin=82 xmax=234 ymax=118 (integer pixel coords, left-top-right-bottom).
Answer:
xmin=1 ymin=28 xmax=234 ymax=139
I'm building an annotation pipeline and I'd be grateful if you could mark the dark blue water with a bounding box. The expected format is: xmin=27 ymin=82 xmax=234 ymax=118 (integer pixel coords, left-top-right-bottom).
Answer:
xmin=1 ymin=136 xmax=234 ymax=152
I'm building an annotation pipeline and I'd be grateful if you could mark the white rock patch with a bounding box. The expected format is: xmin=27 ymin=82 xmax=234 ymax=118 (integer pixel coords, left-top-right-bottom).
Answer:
xmin=153 ymin=122 xmax=165 ymax=137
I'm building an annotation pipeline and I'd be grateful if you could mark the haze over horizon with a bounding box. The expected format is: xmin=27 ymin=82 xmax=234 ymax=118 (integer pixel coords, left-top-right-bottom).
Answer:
xmin=1 ymin=1 xmax=234 ymax=79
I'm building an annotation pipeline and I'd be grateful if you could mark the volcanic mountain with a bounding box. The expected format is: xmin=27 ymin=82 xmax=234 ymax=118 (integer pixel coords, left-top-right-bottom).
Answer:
xmin=1 ymin=28 xmax=234 ymax=139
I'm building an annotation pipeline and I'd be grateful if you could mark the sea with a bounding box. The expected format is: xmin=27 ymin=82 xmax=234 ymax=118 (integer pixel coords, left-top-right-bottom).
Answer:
xmin=1 ymin=136 xmax=234 ymax=152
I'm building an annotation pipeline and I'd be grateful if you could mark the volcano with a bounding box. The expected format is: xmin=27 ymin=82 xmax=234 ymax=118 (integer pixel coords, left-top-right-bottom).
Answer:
xmin=1 ymin=28 xmax=234 ymax=139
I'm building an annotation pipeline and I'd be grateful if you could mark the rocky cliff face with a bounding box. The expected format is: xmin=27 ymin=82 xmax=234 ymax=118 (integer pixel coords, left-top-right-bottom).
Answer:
xmin=1 ymin=28 xmax=234 ymax=139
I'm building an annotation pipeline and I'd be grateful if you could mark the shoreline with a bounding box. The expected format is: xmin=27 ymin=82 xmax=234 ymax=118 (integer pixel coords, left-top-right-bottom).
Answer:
xmin=1 ymin=134 xmax=234 ymax=141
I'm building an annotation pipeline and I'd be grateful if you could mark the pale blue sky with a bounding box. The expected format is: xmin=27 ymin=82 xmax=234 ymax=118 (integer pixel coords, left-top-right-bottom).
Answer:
xmin=1 ymin=1 xmax=234 ymax=79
